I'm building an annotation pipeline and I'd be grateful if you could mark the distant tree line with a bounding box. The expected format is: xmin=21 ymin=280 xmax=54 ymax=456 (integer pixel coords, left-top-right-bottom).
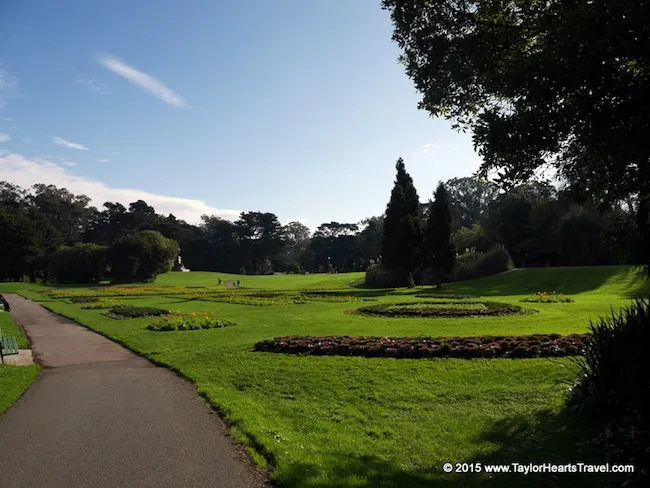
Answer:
xmin=0 ymin=174 xmax=642 ymax=284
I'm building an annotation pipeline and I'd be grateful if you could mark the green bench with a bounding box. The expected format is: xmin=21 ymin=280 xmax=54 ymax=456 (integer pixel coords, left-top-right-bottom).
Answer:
xmin=0 ymin=327 xmax=19 ymax=363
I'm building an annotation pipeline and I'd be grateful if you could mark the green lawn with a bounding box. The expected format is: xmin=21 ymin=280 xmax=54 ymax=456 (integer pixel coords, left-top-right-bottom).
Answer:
xmin=0 ymin=365 xmax=40 ymax=415
xmin=0 ymin=310 xmax=29 ymax=348
xmin=6 ymin=265 xmax=648 ymax=487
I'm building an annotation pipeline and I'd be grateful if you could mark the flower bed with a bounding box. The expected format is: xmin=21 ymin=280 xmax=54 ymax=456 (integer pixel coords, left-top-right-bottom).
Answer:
xmin=105 ymin=306 xmax=170 ymax=319
xmin=80 ymin=298 xmax=125 ymax=309
xmin=254 ymin=333 xmax=590 ymax=359
xmin=520 ymin=292 xmax=574 ymax=303
xmin=147 ymin=311 xmax=236 ymax=331
xmin=68 ymin=297 xmax=100 ymax=303
xmin=413 ymin=294 xmax=480 ymax=299
xmin=350 ymin=301 xmax=533 ymax=318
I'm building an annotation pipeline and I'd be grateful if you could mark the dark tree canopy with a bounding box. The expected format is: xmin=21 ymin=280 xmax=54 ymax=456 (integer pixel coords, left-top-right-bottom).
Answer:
xmin=382 ymin=0 xmax=650 ymax=205
xmin=381 ymin=158 xmax=423 ymax=286
xmin=422 ymin=182 xmax=456 ymax=287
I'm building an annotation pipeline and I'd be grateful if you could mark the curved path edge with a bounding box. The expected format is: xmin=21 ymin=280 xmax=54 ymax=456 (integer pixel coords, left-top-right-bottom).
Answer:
xmin=0 ymin=294 xmax=270 ymax=488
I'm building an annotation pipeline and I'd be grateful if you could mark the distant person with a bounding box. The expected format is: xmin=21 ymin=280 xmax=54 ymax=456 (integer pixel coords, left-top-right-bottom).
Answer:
xmin=218 ymin=278 xmax=221 ymax=285
xmin=0 ymin=294 xmax=10 ymax=312
xmin=237 ymin=280 xmax=240 ymax=287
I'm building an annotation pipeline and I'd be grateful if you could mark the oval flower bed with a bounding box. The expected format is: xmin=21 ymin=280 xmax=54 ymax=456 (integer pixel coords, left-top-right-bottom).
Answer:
xmin=147 ymin=311 xmax=236 ymax=331
xmin=105 ymin=306 xmax=170 ymax=319
xmin=254 ymin=333 xmax=590 ymax=359
xmin=350 ymin=301 xmax=533 ymax=318
xmin=520 ymin=292 xmax=574 ymax=303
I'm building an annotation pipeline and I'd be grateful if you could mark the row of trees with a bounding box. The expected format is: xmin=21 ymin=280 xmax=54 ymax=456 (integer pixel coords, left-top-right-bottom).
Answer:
xmin=0 ymin=174 xmax=643 ymax=283
xmin=378 ymin=158 xmax=455 ymax=287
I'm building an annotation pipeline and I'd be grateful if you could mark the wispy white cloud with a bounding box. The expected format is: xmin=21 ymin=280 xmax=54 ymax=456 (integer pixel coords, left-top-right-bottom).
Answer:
xmin=62 ymin=161 xmax=77 ymax=167
xmin=97 ymin=55 xmax=188 ymax=108
xmin=75 ymin=73 xmax=111 ymax=95
xmin=0 ymin=133 xmax=10 ymax=143
xmin=0 ymin=116 xmax=15 ymax=122
xmin=0 ymin=152 xmax=240 ymax=224
xmin=96 ymin=158 xmax=111 ymax=163
xmin=51 ymin=136 xmax=89 ymax=151
xmin=422 ymin=142 xmax=443 ymax=154
xmin=0 ymin=70 xmax=19 ymax=108
xmin=22 ymin=137 xmax=33 ymax=144
xmin=111 ymin=151 xmax=120 ymax=155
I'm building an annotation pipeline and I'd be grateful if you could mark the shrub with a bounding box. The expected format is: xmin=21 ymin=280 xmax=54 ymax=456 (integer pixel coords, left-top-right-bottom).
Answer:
xmin=147 ymin=311 xmax=236 ymax=331
xmin=570 ymin=297 xmax=650 ymax=480
xmin=452 ymin=246 xmax=514 ymax=281
xmin=68 ymin=297 xmax=100 ymax=303
xmin=109 ymin=230 xmax=178 ymax=283
xmin=106 ymin=306 xmax=169 ymax=319
xmin=49 ymin=243 xmax=109 ymax=284
xmin=520 ymin=292 xmax=574 ymax=303
xmin=364 ymin=264 xmax=410 ymax=287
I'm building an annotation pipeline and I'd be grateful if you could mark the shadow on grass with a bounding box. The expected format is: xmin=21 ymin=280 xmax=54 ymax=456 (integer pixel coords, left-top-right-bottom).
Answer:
xmin=401 ymin=266 xmax=645 ymax=298
xmin=305 ymin=290 xmax=396 ymax=298
xmin=276 ymin=409 xmax=619 ymax=488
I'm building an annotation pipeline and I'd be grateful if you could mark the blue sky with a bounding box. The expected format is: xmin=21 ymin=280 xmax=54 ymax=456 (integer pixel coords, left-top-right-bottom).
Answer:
xmin=0 ymin=0 xmax=482 ymax=228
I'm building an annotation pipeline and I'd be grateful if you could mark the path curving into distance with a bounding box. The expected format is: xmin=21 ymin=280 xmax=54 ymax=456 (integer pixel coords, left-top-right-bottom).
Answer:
xmin=0 ymin=294 xmax=268 ymax=488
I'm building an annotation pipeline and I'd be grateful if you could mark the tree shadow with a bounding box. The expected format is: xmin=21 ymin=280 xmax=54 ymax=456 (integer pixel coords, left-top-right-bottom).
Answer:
xmin=304 ymin=290 xmax=396 ymax=298
xmin=276 ymin=408 xmax=620 ymax=488
xmin=401 ymin=266 xmax=641 ymax=297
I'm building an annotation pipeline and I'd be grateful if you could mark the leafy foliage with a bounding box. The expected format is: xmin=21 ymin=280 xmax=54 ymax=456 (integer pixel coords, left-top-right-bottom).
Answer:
xmin=453 ymin=247 xmax=514 ymax=282
xmin=571 ymin=297 xmax=650 ymax=483
xmin=147 ymin=311 xmax=235 ymax=331
xmin=254 ymin=333 xmax=589 ymax=359
xmin=49 ymin=243 xmax=109 ymax=284
xmin=380 ymin=158 xmax=423 ymax=286
xmin=520 ymin=292 xmax=574 ymax=304
xmin=421 ymin=182 xmax=456 ymax=287
xmin=109 ymin=230 xmax=178 ymax=283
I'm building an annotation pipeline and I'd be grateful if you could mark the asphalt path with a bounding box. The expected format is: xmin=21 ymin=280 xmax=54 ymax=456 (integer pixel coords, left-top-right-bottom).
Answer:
xmin=0 ymin=294 xmax=268 ymax=488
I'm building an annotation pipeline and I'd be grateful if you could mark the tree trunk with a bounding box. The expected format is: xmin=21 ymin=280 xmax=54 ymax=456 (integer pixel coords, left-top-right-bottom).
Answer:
xmin=406 ymin=271 xmax=415 ymax=288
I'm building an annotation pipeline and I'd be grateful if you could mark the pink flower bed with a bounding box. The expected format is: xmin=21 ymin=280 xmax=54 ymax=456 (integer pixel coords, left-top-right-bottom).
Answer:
xmin=253 ymin=333 xmax=590 ymax=359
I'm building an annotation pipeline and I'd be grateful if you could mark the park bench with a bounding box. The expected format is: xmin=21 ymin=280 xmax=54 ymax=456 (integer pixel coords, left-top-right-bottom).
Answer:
xmin=0 ymin=327 xmax=19 ymax=364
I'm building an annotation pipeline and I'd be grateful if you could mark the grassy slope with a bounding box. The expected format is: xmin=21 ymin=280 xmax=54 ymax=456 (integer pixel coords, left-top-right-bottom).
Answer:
xmin=36 ymin=265 xmax=647 ymax=487
xmin=153 ymin=271 xmax=366 ymax=289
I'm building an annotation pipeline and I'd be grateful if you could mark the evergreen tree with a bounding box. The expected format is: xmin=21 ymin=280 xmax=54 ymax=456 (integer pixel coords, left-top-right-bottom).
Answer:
xmin=380 ymin=158 xmax=423 ymax=287
xmin=423 ymin=183 xmax=456 ymax=287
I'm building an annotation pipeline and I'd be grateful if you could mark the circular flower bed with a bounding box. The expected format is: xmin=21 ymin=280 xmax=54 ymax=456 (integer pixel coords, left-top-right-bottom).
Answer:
xmin=254 ymin=333 xmax=589 ymax=359
xmin=350 ymin=301 xmax=533 ymax=318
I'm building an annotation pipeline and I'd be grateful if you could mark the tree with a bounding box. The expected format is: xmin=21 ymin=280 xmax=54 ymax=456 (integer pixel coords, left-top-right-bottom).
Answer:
xmin=29 ymin=184 xmax=94 ymax=245
xmin=235 ymin=212 xmax=284 ymax=274
xmin=49 ymin=243 xmax=109 ymax=284
xmin=422 ymin=183 xmax=456 ymax=287
xmin=380 ymin=158 xmax=423 ymax=287
xmin=357 ymin=216 xmax=384 ymax=268
xmin=444 ymin=177 xmax=500 ymax=231
xmin=454 ymin=223 xmax=491 ymax=254
xmin=382 ymin=0 xmax=650 ymax=267
xmin=109 ymin=230 xmax=178 ymax=282
xmin=557 ymin=207 xmax=607 ymax=266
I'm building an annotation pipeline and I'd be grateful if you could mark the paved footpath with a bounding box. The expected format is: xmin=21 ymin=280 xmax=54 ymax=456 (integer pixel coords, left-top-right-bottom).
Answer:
xmin=0 ymin=294 xmax=269 ymax=488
